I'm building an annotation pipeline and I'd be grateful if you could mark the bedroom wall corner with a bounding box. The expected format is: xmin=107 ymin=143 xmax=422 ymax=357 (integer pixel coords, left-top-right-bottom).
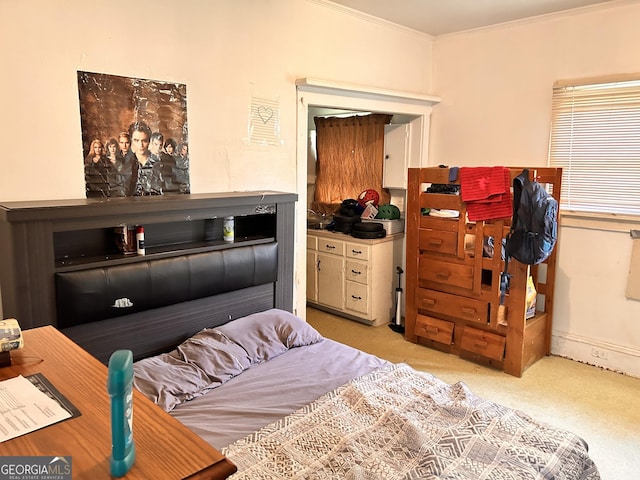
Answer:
xmin=429 ymin=0 xmax=640 ymax=377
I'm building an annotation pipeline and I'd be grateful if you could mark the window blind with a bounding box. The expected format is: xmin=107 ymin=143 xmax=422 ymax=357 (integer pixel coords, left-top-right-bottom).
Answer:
xmin=548 ymin=79 xmax=640 ymax=216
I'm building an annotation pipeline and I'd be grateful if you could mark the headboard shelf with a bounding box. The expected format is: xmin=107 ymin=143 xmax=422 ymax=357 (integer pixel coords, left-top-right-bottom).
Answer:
xmin=0 ymin=191 xmax=297 ymax=330
xmin=54 ymin=237 xmax=277 ymax=272
xmin=52 ymin=210 xmax=277 ymax=266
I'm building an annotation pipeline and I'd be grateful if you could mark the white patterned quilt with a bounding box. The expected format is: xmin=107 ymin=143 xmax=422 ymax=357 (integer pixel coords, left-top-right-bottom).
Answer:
xmin=223 ymin=363 xmax=600 ymax=479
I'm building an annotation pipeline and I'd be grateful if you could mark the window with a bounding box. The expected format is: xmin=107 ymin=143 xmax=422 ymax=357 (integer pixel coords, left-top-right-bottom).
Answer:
xmin=548 ymin=77 xmax=640 ymax=217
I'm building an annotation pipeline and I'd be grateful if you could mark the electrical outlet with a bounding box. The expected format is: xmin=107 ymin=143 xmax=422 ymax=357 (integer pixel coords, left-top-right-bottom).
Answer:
xmin=591 ymin=347 xmax=608 ymax=360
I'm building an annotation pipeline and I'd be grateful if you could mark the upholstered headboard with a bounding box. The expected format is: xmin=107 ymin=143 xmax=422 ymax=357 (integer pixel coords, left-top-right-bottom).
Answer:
xmin=57 ymin=243 xmax=279 ymax=363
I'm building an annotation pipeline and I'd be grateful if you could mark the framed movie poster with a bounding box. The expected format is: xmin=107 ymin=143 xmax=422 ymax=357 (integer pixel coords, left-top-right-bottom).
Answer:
xmin=77 ymin=71 xmax=189 ymax=198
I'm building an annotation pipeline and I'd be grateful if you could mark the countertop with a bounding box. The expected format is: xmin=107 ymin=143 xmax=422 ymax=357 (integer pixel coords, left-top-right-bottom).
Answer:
xmin=307 ymin=228 xmax=404 ymax=245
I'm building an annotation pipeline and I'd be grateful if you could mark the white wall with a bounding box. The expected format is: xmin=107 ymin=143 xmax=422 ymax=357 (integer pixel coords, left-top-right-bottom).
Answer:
xmin=0 ymin=0 xmax=434 ymax=320
xmin=5 ymin=0 xmax=637 ymax=378
xmin=431 ymin=0 xmax=640 ymax=376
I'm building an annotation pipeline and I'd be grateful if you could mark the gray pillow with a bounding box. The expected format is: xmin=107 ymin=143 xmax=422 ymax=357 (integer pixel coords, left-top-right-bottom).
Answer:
xmin=133 ymin=329 xmax=251 ymax=411
xmin=216 ymin=308 xmax=324 ymax=364
xmin=133 ymin=309 xmax=323 ymax=411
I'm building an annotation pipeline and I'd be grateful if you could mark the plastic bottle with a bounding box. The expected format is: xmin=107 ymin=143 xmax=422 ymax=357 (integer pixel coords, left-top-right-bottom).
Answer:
xmin=223 ymin=216 xmax=234 ymax=242
xmin=108 ymin=350 xmax=136 ymax=477
xmin=135 ymin=225 xmax=145 ymax=255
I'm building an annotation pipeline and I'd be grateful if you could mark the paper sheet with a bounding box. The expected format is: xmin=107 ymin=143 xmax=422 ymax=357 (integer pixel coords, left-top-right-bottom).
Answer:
xmin=0 ymin=375 xmax=72 ymax=442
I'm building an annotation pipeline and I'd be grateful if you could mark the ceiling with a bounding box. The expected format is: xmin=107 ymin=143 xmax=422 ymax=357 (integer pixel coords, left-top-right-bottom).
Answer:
xmin=328 ymin=0 xmax=618 ymax=36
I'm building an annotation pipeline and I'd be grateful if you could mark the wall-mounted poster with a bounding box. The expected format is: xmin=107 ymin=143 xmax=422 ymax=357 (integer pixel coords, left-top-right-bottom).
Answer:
xmin=77 ymin=71 xmax=189 ymax=198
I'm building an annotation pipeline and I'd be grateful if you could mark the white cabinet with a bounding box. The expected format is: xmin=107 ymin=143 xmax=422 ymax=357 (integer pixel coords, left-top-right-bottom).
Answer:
xmin=383 ymin=123 xmax=410 ymax=189
xmin=314 ymin=236 xmax=345 ymax=310
xmin=306 ymin=235 xmax=318 ymax=301
xmin=317 ymin=252 xmax=345 ymax=310
xmin=307 ymin=230 xmax=404 ymax=326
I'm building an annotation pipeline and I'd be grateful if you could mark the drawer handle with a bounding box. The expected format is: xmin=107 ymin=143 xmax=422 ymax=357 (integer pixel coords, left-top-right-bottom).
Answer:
xmin=325 ymin=244 xmax=336 ymax=250
xmin=428 ymin=239 xmax=443 ymax=246
xmin=351 ymin=249 xmax=363 ymax=255
xmin=474 ymin=340 xmax=488 ymax=348
xmin=461 ymin=307 xmax=476 ymax=315
xmin=421 ymin=298 xmax=436 ymax=306
xmin=435 ymin=271 xmax=451 ymax=279
xmin=351 ymin=295 xmax=362 ymax=300
xmin=351 ymin=269 xmax=362 ymax=275
xmin=425 ymin=325 xmax=439 ymax=333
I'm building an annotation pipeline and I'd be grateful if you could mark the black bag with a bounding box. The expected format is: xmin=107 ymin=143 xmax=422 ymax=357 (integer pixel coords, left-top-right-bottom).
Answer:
xmin=505 ymin=169 xmax=558 ymax=265
xmin=500 ymin=169 xmax=558 ymax=303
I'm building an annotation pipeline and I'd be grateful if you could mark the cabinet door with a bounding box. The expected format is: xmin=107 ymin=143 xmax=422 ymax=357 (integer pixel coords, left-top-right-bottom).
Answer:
xmin=383 ymin=124 xmax=410 ymax=189
xmin=306 ymin=250 xmax=318 ymax=303
xmin=317 ymin=252 xmax=345 ymax=310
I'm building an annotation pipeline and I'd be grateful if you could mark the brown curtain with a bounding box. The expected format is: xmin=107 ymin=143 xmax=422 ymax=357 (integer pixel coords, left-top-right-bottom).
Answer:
xmin=314 ymin=113 xmax=392 ymax=207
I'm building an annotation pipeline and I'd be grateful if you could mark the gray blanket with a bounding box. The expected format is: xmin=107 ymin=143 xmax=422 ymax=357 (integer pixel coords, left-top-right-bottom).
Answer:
xmin=223 ymin=363 xmax=600 ymax=479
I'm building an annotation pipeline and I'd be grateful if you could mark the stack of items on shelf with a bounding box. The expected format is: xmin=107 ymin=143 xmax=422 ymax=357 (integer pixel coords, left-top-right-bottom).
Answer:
xmin=329 ymin=189 xmax=403 ymax=238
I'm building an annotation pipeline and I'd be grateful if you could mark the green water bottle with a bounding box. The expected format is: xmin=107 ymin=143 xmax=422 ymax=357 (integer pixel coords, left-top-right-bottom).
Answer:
xmin=108 ymin=349 xmax=136 ymax=477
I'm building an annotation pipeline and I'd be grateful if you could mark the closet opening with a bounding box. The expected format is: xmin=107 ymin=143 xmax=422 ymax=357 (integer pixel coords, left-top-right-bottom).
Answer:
xmin=295 ymin=78 xmax=440 ymax=318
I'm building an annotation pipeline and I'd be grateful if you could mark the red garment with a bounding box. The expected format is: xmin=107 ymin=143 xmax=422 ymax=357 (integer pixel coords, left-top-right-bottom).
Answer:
xmin=459 ymin=167 xmax=512 ymax=221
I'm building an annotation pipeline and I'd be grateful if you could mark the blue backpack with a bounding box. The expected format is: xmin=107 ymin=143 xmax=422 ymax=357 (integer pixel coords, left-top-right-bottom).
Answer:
xmin=500 ymin=169 xmax=558 ymax=303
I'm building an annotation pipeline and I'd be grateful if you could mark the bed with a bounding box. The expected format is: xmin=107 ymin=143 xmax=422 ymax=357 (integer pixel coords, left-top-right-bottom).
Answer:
xmin=54 ymin=243 xmax=600 ymax=479
xmin=132 ymin=309 xmax=599 ymax=479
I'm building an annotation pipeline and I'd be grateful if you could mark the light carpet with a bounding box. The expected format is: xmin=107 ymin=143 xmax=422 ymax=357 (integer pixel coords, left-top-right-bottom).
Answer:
xmin=307 ymin=307 xmax=640 ymax=480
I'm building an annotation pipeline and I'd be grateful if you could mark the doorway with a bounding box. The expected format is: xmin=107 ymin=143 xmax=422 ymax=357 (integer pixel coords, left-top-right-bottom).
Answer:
xmin=294 ymin=78 xmax=440 ymax=318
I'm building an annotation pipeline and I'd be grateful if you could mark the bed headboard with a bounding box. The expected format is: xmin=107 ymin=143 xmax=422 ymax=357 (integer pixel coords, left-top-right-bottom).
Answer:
xmin=0 ymin=191 xmax=297 ymax=364
xmin=58 ymin=244 xmax=278 ymax=363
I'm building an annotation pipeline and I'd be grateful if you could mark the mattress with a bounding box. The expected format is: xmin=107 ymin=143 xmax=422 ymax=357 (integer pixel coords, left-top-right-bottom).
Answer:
xmin=170 ymin=338 xmax=389 ymax=449
xmin=133 ymin=309 xmax=599 ymax=479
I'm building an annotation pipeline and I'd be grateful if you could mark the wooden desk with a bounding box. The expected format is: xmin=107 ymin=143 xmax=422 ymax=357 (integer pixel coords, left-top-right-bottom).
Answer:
xmin=0 ymin=326 xmax=237 ymax=479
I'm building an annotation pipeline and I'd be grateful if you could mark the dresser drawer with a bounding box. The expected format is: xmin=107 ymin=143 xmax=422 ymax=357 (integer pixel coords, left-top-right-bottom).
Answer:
xmin=414 ymin=314 xmax=454 ymax=345
xmin=346 ymin=260 xmax=369 ymax=285
xmin=346 ymin=242 xmax=370 ymax=261
xmin=307 ymin=235 xmax=318 ymax=251
xmin=318 ymin=238 xmax=345 ymax=256
xmin=345 ymin=281 xmax=369 ymax=315
xmin=461 ymin=327 xmax=505 ymax=361
xmin=419 ymin=229 xmax=457 ymax=255
xmin=415 ymin=288 xmax=487 ymax=324
xmin=419 ymin=257 xmax=473 ymax=290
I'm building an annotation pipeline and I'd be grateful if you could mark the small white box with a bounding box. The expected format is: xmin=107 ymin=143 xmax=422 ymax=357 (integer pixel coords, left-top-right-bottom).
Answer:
xmin=362 ymin=218 xmax=404 ymax=235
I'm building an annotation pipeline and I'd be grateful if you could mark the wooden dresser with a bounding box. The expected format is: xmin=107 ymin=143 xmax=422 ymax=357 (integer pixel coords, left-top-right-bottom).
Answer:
xmin=0 ymin=326 xmax=236 ymax=479
xmin=404 ymin=167 xmax=561 ymax=377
